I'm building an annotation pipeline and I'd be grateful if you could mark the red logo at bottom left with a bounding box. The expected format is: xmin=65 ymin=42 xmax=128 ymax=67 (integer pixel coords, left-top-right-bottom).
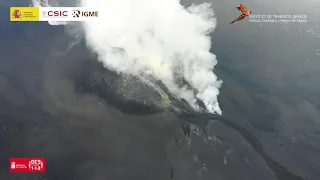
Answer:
xmin=10 ymin=158 xmax=46 ymax=172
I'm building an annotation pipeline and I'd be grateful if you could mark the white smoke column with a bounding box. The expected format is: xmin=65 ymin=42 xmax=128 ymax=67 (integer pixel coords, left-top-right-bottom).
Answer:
xmin=32 ymin=0 xmax=223 ymax=114
xmin=81 ymin=0 xmax=222 ymax=114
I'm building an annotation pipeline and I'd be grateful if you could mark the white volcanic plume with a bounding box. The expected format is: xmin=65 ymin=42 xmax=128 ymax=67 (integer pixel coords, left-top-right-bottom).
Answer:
xmin=32 ymin=0 xmax=223 ymax=114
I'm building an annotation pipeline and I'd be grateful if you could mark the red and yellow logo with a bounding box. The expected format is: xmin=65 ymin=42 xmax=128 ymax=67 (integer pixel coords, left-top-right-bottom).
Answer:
xmin=10 ymin=7 xmax=39 ymax=21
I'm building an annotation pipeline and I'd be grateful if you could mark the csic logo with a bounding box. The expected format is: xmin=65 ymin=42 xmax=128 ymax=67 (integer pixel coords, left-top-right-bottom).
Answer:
xmin=72 ymin=10 xmax=98 ymax=18
xmin=12 ymin=9 xmax=22 ymax=19
xmin=43 ymin=10 xmax=68 ymax=17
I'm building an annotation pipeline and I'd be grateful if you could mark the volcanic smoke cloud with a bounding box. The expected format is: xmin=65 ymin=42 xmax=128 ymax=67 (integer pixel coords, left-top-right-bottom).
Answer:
xmin=33 ymin=0 xmax=223 ymax=114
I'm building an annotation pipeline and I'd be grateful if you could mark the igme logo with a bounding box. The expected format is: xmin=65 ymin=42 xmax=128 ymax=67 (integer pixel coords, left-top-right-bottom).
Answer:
xmin=72 ymin=10 xmax=98 ymax=18
xmin=38 ymin=7 xmax=99 ymax=21
xmin=72 ymin=10 xmax=80 ymax=17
